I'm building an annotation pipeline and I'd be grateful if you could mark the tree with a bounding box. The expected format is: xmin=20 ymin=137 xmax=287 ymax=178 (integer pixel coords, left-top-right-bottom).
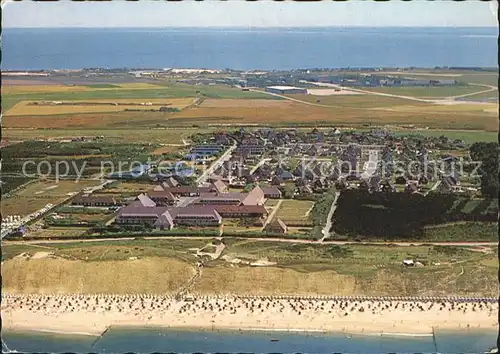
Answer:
xmin=281 ymin=184 xmax=296 ymax=199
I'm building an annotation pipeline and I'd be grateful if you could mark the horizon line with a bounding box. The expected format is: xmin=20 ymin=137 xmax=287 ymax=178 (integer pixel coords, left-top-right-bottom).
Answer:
xmin=4 ymin=25 xmax=499 ymax=29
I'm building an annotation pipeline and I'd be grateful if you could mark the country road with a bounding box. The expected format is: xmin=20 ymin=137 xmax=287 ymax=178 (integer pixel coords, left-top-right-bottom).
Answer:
xmin=4 ymin=236 xmax=496 ymax=248
xmin=261 ymin=200 xmax=283 ymax=230
xmin=253 ymin=82 xmax=497 ymax=108
xmin=196 ymin=143 xmax=236 ymax=185
xmin=320 ymin=192 xmax=339 ymax=242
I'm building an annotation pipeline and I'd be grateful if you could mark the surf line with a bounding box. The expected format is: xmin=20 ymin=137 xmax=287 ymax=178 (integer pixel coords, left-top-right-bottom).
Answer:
xmin=91 ymin=325 xmax=111 ymax=348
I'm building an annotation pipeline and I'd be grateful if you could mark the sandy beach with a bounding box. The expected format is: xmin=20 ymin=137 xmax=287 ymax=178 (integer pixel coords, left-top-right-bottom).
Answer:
xmin=2 ymin=294 xmax=497 ymax=337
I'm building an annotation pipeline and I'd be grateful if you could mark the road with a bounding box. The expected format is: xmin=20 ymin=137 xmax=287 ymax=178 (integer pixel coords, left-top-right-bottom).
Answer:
xmin=426 ymin=180 xmax=442 ymax=195
xmin=250 ymin=158 xmax=271 ymax=174
xmin=5 ymin=236 xmax=495 ymax=248
xmin=261 ymin=200 xmax=283 ymax=230
xmin=320 ymin=192 xmax=340 ymax=242
xmin=260 ymin=81 xmax=497 ymax=107
xmin=196 ymin=143 xmax=236 ymax=185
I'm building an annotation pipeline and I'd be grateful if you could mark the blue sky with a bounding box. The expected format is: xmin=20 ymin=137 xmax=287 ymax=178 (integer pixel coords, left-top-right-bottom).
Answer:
xmin=3 ymin=1 xmax=498 ymax=28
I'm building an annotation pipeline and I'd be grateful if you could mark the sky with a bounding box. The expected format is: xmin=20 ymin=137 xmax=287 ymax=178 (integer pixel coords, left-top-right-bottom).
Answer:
xmin=2 ymin=1 xmax=498 ymax=28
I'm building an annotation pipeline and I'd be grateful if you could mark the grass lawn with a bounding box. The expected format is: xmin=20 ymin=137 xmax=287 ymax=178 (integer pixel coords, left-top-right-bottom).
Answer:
xmin=275 ymin=200 xmax=315 ymax=222
xmin=392 ymin=129 xmax=498 ymax=143
xmin=2 ymin=180 xmax=102 ymax=217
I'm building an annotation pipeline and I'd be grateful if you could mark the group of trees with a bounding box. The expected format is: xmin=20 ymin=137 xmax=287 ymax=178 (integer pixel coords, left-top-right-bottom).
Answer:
xmin=332 ymin=189 xmax=497 ymax=239
xmin=469 ymin=142 xmax=499 ymax=198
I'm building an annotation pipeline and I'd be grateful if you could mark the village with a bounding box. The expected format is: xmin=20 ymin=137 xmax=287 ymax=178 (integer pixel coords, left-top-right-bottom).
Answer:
xmin=4 ymin=126 xmax=490 ymax=243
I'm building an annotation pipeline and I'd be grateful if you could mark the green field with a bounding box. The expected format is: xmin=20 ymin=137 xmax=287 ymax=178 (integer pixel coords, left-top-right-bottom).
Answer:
xmin=2 ymin=83 xmax=280 ymax=112
xmin=275 ymin=200 xmax=315 ymax=222
xmin=2 ymin=127 xmax=216 ymax=144
xmin=392 ymin=129 xmax=498 ymax=143
xmin=422 ymin=222 xmax=498 ymax=242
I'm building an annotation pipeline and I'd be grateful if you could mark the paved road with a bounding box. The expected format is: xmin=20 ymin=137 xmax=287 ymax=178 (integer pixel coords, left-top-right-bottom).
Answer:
xmin=4 ymin=236 xmax=496 ymax=248
xmin=320 ymin=192 xmax=340 ymax=242
xmin=196 ymin=143 xmax=236 ymax=185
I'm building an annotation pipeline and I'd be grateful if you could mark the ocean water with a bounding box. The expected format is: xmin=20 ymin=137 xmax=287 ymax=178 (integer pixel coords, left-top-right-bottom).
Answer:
xmin=1 ymin=27 xmax=497 ymax=70
xmin=2 ymin=327 xmax=498 ymax=354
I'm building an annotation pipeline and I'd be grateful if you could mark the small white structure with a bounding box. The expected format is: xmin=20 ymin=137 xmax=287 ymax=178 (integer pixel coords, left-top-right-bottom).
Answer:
xmin=402 ymin=259 xmax=414 ymax=266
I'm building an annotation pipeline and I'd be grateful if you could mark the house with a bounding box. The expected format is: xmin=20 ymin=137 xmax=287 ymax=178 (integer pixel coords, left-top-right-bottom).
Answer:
xmin=241 ymin=186 xmax=265 ymax=206
xmin=395 ymin=175 xmax=408 ymax=185
xmin=212 ymin=179 xmax=228 ymax=193
xmin=213 ymin=205 xmax=268 ymax=218
xmin=146 ymin=191 xmax=176 ymax=206
xmin=271 ymin=176 xmax=283 ymax=186
xmin=264 ymin=218 xmax=288 ymax=234
xmin=167 ymin=206 xmax=222 ymax=227
xmin=72 ymin=194 xmax=117 ymax=207
xmin=116 ymin=198 xmax=222 ymax=228
xmin=261 ymin=186 xmax=282 ymax=199
xmin=153 ymin=177 xmax=179 ymax=191
xmin=278 ymin=170 xmax=294 ymax=181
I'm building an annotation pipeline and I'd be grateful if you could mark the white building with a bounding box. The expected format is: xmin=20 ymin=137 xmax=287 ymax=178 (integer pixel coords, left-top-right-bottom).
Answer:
xmin=265 ymin=86 xmax=307 ymax=95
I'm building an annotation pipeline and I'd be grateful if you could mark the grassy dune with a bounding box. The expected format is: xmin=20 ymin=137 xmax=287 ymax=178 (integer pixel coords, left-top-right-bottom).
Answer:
xmin=3 ymin=239 xmax=495 ymax=296
xmin=2 ymin=257 xmax=194 ymax=294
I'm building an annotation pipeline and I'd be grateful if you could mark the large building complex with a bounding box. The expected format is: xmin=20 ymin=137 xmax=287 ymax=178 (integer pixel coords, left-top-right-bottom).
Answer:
xmin=265 ymin=86 xmax=307 ymax=95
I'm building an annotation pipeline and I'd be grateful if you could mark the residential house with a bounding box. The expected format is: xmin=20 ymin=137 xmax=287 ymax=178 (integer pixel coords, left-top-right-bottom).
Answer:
xmin=264 ymin=219 xmax=288 ymax=234
xmin=72 ymin=194 xmax=117 ymax=207
xmin=261 ymin=186 xmax=282 ymax=199
xmin=146 ymin=191 xmax=176 ymax=206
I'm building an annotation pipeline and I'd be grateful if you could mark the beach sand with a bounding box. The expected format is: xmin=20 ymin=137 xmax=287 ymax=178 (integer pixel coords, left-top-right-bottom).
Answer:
xmin=2 ymin=294 xmax=497 ymax=337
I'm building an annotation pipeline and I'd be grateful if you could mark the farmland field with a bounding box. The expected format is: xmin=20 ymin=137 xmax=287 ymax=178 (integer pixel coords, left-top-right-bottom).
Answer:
xmin=391 ymin=129 xmax=497 ymax=143
xmin=285 ymin=94 xmax=430 ymax=108
xmin=2 ymin=128 xmax=216 ymax=144
xmin=1 ymin=180 xmax=102 ymax=217
xmin=2 ymin=82 xmax=278 ymax=112
xmin=167 ymin=102 xmax=497 ymax=130
xmin=5 ymin=98 xmax=196 ymax=116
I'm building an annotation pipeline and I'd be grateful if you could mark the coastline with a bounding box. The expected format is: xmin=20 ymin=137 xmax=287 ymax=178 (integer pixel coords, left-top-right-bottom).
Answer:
xmin=2 ymin=294 xmax=497 ymax=338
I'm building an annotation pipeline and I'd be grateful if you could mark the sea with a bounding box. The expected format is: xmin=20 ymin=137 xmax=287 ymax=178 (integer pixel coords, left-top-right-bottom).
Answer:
xmin=1 ymin=27 xmax=498 ymax=71
xmin=1 ymin=27 xmax=498 ymax=353
xmin=2 ymin=327 xmax=498 ymax=354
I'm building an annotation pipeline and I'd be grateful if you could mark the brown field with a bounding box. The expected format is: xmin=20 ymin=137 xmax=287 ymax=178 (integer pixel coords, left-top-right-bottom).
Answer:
xmin=3 ymin=96 xmax=497 ymax=131
xmin=2 ymin=257 xmax=193 ymax=294
xmin=2 ymin=84 xmax=92 ymax=94
xmin=2 ymin=128 xmax=215 ymax=145
xmin=6 ymin=98 xmax=196 ymax=116
xmin=2 ymin=180 xmax=102 ymax=217
xmin=151 ymin=145 xmax=185 ymax=155
xmin=200 ymin=99 xmax=294 ymax=108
